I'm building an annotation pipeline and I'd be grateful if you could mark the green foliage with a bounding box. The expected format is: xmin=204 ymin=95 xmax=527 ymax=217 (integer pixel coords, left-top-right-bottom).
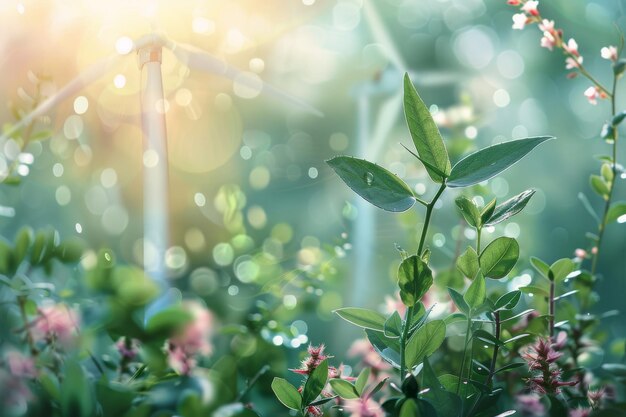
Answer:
xmin=456 ymin=246 xmax=479 ymax=279
xmin=302 ymin=360 xmax=329 ymax=405
xmin=447 ymin=136 xmax=554 ymax=188
xmin=271 ymin=378 xmax=302 ymax=411
xmin=397 ymin=255 xmax=434 ymax=307
xmin=405 ymin=320 xmax=446 ymax=368
xmin=484 ymin=189 xmax=535 ymax=226
xmin=326 ymin=156 xmax=417 ymax=212
xmin=403 ymin=73 xmax=451 ymax=183
xmin=479 ymin=237 xmax=519 ymax=279
xmin=464 ymin=271 xmax=486 ymax=310
xmin=334 ymin=307 xmax=387 ymax=331
xmin=329 ymin=379 xmax=359 ymax=399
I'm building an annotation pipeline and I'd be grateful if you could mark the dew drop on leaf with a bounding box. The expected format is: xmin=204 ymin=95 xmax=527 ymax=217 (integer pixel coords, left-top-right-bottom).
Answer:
xmin=364 ymin=172 xmax=374 ymax=186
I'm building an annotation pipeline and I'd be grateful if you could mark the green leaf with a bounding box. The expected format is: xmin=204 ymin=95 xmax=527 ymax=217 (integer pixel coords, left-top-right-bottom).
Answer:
xmin=485 ymin=189 xmax=535 ymax=226
xmin=405 ymin=320 xmax=446 ymax=368
xmin=447 ymin=136 xmax=554 ymax=188
xmin=474 ymin=329 xmax=503 ymax=347
xmin=397 ymin=255 xmax=434 ymax=307
xmin=145 ymin=307 xmax=193 ymax=336
xmin=479 ymin=237 xmax=519 ymax=279
xmin=530 ymin=257 xmax=550 ymax=280
xmin=334 ymin=308 xmax=387 ymax=332
xmin=366 ymin=329 xmax=401 ymax=369
xmin=455 ymin=196 xmax=481 ymax=228
xmin=327 ymin=156 xmax=416 ymax=212
xmin=590 ymin=175 xmax=610 ymax=198
xmin=549 ymin=258 xmax=575 ymax=282
xmin=480 ymin=198 xmax=497 ymax=225
xmin=384 ymin=311 xmax=403 ymax=339
xmin=61 ymin=360 xmax=95 ymax=417
xmin=302 ymin=359 xmax=328 ymax=406
xmin=399 ymin=399 xmax=420 ymax=417
xmin=519 ymin=285 xmax=549 ymax=297
xmin=457 ymin=246 xmax=479 ymax=279
xmin=13 ymin=226 xmax=33 ymax=267
xmin=55 ymin=238 xmax=85 ymax=263
xmin=329 ymin=379 xmax=359 ymax=400
xmin=494 ymin=362 xmax=525 ymax=374
xmin=613 ymin=110 xmax=626 ymax=126
xmin=494 ymin=290 xmax=521 ymax=311
xmin=420 ymin=358 xmax=462 ymax=417
xmin=607 ymin=201 xmax=626 ymax=224
xmin=355 ymin=368 xmax=370 ymax=396
xmin=448 ymin=288 xmax=470 ymax=314
xmin=464 ymin=272 xmax=486 ymax=310
xmin=403 ymin=73 xmax=451 ymax=183
xmin=601 ymin=163 xmax=614 ymax=182
xmin=271 ymin=378 xmax=302 ymax=411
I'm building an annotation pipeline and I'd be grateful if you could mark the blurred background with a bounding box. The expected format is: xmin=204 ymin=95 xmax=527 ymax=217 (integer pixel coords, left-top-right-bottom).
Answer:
xmin=0 ymin=0 xmax=625 ymax=407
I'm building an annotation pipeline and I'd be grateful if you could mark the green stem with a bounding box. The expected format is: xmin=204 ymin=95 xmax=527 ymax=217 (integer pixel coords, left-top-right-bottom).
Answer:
xmin=590 ymin=74 xmax=619 ymax=276
xmin=476 ymin=227 xmax=482 ymax=255
xmin=399 ymin=182 xmax=447 ymax=381
xmin=456 ymin=316 xmax=472 ymax=396
xmin=549 ymin=279 xmax=555 ymax=340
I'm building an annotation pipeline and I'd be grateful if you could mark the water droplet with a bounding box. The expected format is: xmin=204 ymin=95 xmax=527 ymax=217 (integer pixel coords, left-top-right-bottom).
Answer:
xmin=364 ymin=172 xmax=374 ymax=185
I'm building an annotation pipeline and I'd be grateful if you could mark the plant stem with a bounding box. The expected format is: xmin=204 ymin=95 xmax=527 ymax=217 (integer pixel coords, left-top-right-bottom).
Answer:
xmin=17 ymin=296 xmax=38 ymax=356
xmin=486 ymin=311 xmax=501 ymax=386
xmin=476 ymin=227 xmax=482 ymax=255
xmin=399 ymin=182 xmax=447 ymax=381
xmin=456 ymin=316 xmax=472 ymax=396
xmin=549 ymin=279 xmax=555 ymax=340
xmin=590 ymin=73 xmax=619 ymax=276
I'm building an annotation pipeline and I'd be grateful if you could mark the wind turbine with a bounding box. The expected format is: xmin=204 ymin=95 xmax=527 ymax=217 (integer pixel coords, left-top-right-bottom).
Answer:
xmin=2 ymin=32 xmax=322 ymax=319
xmin=348 ymin=0 xmax=459 ymax=306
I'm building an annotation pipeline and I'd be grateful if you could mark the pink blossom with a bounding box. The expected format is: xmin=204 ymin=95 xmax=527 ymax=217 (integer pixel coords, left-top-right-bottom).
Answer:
xmin=521 ymin=1 xmax=539 ymax=16
xmin=601 ymin=46 xmax=618 ymax=62
xmin=538 ymin=19 xmax=555 ymax=33
xmin=564 ymin=38 xmax=580 ymax=56
xmin=569 ymin=408 xmax=591 ymax=417
xmin=540 ymin=31 xmax=556 ymax=51
xmin=516 ymin=394 xmax=545 ymax=416
xmin=348 ymin=339 xmax=391 ymax=372
xmin=116 ymin=337 xmax=139 ymax=360
xmin=574 ymin=248 xmax=587 ymax=259
xmin=383 ymin=293 xmax=406 ymax=317
xmin=33 ymin=304 xmax=78 ymax=345
xmin=587 ymin=387 xmax=606 ymax=408
xmin=166 ymin=301 xmax=215 ymax=375
xmin=5 ymin=351 xmax=36 ymax=378
xmin=512 ymin=13 xmax=528 ymax=30
xmin=584 ymin=87 xmax=600 ymax=105
xmin=507 ymin=0 xmax=521 ymax=5
xmin=343 ymin=398 xmax=385 ymax=417
xmin=522 ymin=338 xmax=577 ymax=395
xmin=591 ymin=246 xmax=598 ymax=254
xmin=565 ymin=56 xmax=583 ymax=70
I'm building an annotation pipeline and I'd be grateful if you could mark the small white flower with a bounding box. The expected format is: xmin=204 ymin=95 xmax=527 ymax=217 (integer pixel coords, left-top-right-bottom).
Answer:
xmin=601 ymin=45 xmax=618 ymax=62
xmin=584 ymin=86 xmax=599 ymax=105
xmin=564 ymin=38 xmax=579 ymax=56
xmin=512 ymin=13 xmax=527 ymax=30
xmin=538 ymin=19 xmax=554 ymax=32
xmin=521 ymin=1 xmax=539 ymax=15
xmin=565 ymin=56 xmax=583 ymax=70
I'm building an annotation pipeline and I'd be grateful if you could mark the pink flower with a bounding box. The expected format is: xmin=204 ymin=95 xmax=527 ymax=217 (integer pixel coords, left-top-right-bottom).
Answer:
xmin=166 ymin=301 xmax=215 ymax=375
xmin=574 ymin=248 xmax=587 ymax=259
xmin=33 ymin=304 xmax=78 ymax=346
xmin=343 ymin=398 xmax=385 ymax=417
xmin=507 ymin=0 xmax=521 ymax=5
xmin=584 ymin=86 xmax=604 ymax=105
xmin=564 ymin=38 xmax=580 ymax=56
xmin=5 ymin=351 xmax=36 ymax=378
xmin=591 ymin=246 xmax=598 ymax=254
xmin=384 ymin=293 xmax=407 ymax=317
xmin=587 ymin=387 xmax=606 ymax=408
xmin=601 ymin=46 xmax=618 ymax=62
xmin=512 ymin=13 xmax=528 ymax=30
xmin=540 ymin=31 xmax=556 ymax=51
xmin=565 ymin=56 xmax=583 ymax=70
xmin=538 ymin=19 xmax=555 ymax=32
xmin=522 ymin=338 xmax=577 ymax=395
xmin=348 ymin=339 xmax=391 ymax=372
xmin=291 ymin=344 xmax=334 ymax=376
xmin=521 ymin=1 xmax=539 ymax=16
xmin=516 ymin=394 xmax=545 ymax=416
xmin=116 ymin=337 xmax=139 ymax=361
xmin=569 ymin=408 xmax=591 ymax=417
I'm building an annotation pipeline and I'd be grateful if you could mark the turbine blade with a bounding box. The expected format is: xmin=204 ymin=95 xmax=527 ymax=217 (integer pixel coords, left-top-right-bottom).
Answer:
xmin=362 ymin=0 xmax=408 ymax=72
xmin=2 ymin=54 xmax=122 ymax=140
xmin=165 ymin=40 xmax=323 ymax=117
xmin=365 ymin=90 xmax=403 ymax=160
